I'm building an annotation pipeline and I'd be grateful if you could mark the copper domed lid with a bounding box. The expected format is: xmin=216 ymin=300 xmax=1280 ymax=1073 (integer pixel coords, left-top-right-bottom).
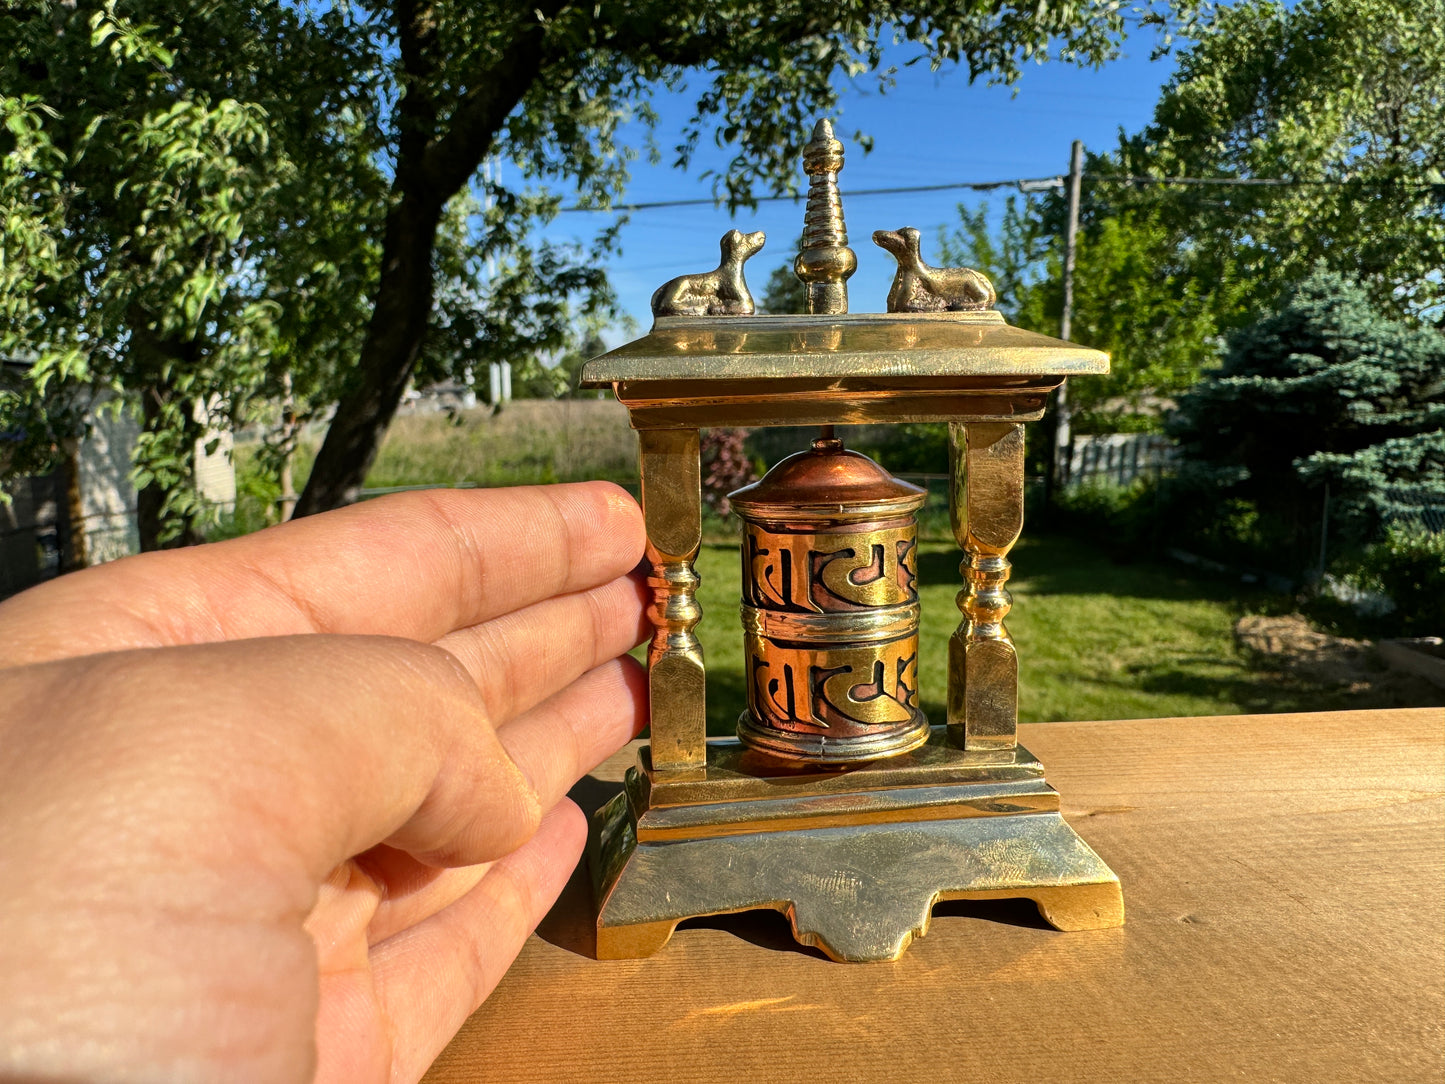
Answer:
xmin=729 ymin=437 xmax=925 ymax=520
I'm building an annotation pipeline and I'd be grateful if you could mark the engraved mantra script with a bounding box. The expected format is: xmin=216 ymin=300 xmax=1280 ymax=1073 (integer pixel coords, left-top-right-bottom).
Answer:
xmin=748 ymin=636 xmax=920 ymax=730
xmin=742 ymin=520 xmax=921 ymax=735
xmin=744 ymin=525 xmax=918 ymax=612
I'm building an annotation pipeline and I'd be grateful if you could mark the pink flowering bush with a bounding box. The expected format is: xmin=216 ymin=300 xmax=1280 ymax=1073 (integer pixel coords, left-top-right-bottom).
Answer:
xmin=700 ymin=428 xmax=756 ymax=517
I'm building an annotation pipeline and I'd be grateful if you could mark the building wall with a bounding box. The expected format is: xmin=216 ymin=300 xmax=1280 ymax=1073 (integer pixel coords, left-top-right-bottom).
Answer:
xmin=1 ymin=396 xmax=236 ymax=595
xmin=75 ymin=398 xmax=235 ymax=562
xmin=193 ymin=423 xmax=236 ymax=508
xmin=78 ymin=403 xmax=140 ymax=563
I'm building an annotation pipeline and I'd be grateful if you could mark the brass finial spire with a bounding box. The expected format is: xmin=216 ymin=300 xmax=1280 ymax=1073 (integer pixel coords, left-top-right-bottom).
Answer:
xmin=794 ymin=118 xmax=857 ymax=316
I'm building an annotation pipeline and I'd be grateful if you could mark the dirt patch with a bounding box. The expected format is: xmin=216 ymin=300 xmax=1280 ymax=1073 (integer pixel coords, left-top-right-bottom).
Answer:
xmin=1235 ymin=614 xmax=1445 ymax=709
xmin=1235 ymin=615 xmax=1377 ymax=687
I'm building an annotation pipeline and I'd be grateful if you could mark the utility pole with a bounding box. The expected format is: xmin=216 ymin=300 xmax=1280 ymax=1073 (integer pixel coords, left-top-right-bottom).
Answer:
xmin=1050 ymin=139 xmax=1085 ymax=503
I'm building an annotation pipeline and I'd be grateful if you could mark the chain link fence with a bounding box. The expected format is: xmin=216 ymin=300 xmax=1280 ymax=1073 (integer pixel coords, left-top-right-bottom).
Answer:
xmin=1383 ymin=485 xmax=1445 ymax=535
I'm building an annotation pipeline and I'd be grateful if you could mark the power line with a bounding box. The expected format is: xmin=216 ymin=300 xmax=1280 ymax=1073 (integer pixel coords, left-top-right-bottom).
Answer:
xmin=556 ymin=178 xmax=1059 ymax=212
xmin=557 ymin=173 xmax=1443 ymax=213
xmin=1113 ymin=175 xmax=1443 ymax=189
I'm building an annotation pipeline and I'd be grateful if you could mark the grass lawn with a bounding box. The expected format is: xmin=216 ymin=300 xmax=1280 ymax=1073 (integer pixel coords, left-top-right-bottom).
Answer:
xmin=691 ymin=533 xmax=1311 ymax=735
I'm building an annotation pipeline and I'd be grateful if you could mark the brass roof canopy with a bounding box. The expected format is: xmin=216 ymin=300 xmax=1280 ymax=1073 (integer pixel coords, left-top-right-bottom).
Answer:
xmin=583 ymin=118 xmax=1122 ymax=964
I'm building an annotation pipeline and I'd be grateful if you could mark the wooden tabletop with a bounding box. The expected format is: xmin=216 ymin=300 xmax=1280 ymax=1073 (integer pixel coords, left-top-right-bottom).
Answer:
xmin=425 ymin=708 xmax=1445 ymax=1083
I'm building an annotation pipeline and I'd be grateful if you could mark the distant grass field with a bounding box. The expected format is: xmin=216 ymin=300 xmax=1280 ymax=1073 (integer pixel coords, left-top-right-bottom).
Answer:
xmin=365 ymin=398 xmax=637 ymax=489
xmin=225 ymin=399 xmax=638 ymax=536
xmin=276 ymin=398 xmax=637 ymax=492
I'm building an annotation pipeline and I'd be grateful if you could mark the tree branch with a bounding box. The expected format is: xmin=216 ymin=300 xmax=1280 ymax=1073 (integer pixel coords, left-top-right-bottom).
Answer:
xmin=421 ymin=42 xmax=544 ymax=197
xmin=420 ymin=1 xmax=573 ymax=199
xmin=598 ymin=5 xmax=841 ymax=72
xmin=394 ymin=0 xmax=440 ymax=188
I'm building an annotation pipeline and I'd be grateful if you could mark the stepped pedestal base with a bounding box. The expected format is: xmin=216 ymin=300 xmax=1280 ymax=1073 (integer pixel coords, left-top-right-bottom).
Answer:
xmin=590 ymin=727 xmax=1123 ymax=963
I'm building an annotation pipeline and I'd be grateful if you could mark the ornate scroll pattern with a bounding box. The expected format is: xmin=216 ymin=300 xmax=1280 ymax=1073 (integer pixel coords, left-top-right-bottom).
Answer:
xmin=746 ymin=636 xmax=920 ymax=733
xmin=743 ymin=524 xmax=918 ymax=613
xmin=948 ymin=422 xmax=1026 ymax=752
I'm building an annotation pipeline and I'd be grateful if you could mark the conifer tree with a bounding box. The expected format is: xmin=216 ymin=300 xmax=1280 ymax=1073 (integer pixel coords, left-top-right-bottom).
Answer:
xmin=1169 ymin=270 xmax=1445 ymax=571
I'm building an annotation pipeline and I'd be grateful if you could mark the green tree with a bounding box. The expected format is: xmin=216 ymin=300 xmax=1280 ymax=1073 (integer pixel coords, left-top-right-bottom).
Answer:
xmin=1 ymin=2 xmax=387 ymax=546
xmin=943 ymin=196 xmax=1231 ymax=434
xmin=941 ymin=0 xmax=1444 ymax=451
xmin=1121 ymin=0 xmax=1445 ymax=322
xmin=6 ymin=0 xmax=1196 ymax=536
xmin=1168 ymin=270 xmax=1445 ymax=573
xmin=512 ymin=331 xmax=613 ymax=399
xmin=757 ymin=237 xmax=808 ymax=315
xmin=291 ymin=0 xmax=1195 ymax=515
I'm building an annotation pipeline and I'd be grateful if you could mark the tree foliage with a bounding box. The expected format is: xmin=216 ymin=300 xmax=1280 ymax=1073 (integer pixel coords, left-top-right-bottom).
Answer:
xmin=1 ymin=1 xmax=387 ymax=544
xmin=1117 ymin=0 xmax=1445 ymax=321
xmin=942 ymin=196 xmax=1232 ymax=432
xmin=1367 ymin=525 xmax=1445 ymax=635
xmin=1169 ymin=270 xmax=1445 ymax=571
xmin=5 ymin=0 xmax=1195 ymax=538
xmin=291 ymin=0 xmax=1192 ymax=514
xmin=700 ymin=428 xmax=757 ymax=516
xmin=757 ymin=237 xmax=808 ymax=315
xmin=942 ymin=0 xmax=1444 ymax=443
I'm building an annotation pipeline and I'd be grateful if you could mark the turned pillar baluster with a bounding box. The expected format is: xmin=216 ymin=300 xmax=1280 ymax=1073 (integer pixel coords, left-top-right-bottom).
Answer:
xmin=638 ymin=427 xmax=706 ymax=773
xmin=947 ymin=422 xmax=1026 ymax=751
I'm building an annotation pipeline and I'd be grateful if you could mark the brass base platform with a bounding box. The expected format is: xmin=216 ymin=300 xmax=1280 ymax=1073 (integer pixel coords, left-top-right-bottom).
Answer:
xmin=589 ymin=726 xmax=1123 ymax=962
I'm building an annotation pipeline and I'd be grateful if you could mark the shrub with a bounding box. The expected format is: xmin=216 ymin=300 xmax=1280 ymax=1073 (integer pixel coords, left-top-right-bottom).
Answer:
xmin=700 ymin=428 xmax=756 ymax=517
xmin=1052 ymin=477 xmax=1165 ymax=553
xmin=1370 ymin=526 xmax=1445 ymax=635
xmin=208 ymin=449 xmax=280 ymax=541
xmin=1169 ymin=270 xmax=1445 ymax=575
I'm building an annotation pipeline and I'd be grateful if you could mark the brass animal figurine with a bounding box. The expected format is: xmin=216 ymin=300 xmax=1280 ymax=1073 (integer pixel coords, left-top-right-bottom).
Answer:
xmin=873 ymin=227 xmax=996 ymax=313
xmin=651 ymin=229 xmax=766 ymax=317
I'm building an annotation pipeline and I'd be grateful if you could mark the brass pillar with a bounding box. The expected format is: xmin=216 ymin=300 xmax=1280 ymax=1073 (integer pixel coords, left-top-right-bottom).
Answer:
xmin=637 ymin=428 xmax=706 ymax=773
xmin=948 ymin=422 xmax=1025 ymax=751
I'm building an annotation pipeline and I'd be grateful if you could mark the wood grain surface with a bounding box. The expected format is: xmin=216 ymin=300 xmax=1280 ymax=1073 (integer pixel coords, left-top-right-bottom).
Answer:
xmin=424 ymin=708 xmax=1445 ymax=1084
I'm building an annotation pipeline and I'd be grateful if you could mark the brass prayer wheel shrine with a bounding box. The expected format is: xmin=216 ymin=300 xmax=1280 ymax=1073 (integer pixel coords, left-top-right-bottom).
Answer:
xmin=581 ymin=119 xmax=1122 ymax=963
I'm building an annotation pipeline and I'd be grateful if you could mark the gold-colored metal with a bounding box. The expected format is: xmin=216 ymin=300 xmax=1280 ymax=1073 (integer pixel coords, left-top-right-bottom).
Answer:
xmin=590 ymin=728 xmax=1124 ymax=962
xmin=614 ymin=378 xmax=1059 ymax=431
xmin=650 ymin=229 xmax=766 ymax=318
xmin=638 ymin=428 xmax=706 ymax=773
xmin=874 ymin=226 xmax=997 ymax=312
xmin=794 ymin=119 xmax=856 ymax=316
xmin=731 ymin=437 xmax=929 ymax=763
xmin=583 ymin=311 xmax=1100 ymax=429
xmin=584 ymin=310 xmax=1107 ymax=385
xmin=636 ymin=725 xmax=1032 ymax=807
xmin=585 ymin=116 xmax=1119 ymax=961
xmin=948 ymin=422 xmax=1026 ymax=751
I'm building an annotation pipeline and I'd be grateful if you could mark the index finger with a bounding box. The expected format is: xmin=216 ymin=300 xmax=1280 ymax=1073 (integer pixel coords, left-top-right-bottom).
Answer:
xmin=0 ymin=482 xmax=645 ymax=669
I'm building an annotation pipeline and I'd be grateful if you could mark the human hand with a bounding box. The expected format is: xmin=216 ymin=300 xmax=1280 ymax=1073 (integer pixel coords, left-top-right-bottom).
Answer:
xmin=0 ymin=483 xmax=650 ymax=1083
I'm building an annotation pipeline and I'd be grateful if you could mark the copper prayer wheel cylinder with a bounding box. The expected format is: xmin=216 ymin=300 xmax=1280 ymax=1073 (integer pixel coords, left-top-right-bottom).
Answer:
xmin=730 ymin=436 xmax=930 ymax=763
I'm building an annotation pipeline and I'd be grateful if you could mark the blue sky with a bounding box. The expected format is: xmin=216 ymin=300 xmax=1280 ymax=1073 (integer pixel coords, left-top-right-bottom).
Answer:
xmin=542 ymin=38 xmax=1182 ymax=337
